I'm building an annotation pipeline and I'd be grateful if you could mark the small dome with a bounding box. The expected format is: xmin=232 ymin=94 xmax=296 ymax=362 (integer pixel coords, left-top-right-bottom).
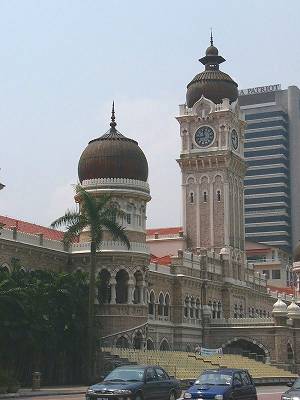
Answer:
xmin=287 ymin=300 xmax=300 ymax=318
xmin=186 ymin=39 xmax=238 ymax=108
xmin=272 ymin=297 xmax=287 ymax=316
xmin=206 ymin=45 xmax=218 ymax=56
xmin=78 ymin=104 xmax=148 ymax=183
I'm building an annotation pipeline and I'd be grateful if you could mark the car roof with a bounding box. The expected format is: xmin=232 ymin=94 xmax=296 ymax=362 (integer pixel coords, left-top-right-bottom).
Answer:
xmin=203 ymin=368 xmax=249 ymax=373
xmin=114 ymin=365 xmax=162 ymax=370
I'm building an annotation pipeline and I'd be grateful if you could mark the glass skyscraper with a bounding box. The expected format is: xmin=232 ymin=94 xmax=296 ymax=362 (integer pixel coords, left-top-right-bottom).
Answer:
xmin=239 ymin=85 xmax=300 ymax=253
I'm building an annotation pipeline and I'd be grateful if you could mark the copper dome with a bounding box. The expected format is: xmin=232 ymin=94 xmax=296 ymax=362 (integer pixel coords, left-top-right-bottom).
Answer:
xmin=78 ymin=105 xmax=148 ymax=183
xmin=186 ymin=38 xmax=238 ymax=108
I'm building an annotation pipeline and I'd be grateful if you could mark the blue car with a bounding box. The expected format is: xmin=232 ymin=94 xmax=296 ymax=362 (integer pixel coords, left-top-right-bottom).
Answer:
xmin=86 ymin=365 xmax=181 ymax=400
xmin=184 ymin=368 xmax=257 ymax=400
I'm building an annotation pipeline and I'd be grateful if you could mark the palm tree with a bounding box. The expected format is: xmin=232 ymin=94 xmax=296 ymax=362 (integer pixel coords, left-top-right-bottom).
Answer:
xmin=51 ymin=185 xmax=130 ymax=382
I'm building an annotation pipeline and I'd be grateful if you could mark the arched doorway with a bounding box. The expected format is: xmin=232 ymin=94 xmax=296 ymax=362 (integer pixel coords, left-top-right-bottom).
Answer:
xmin=116 ymin=336 xmax=129 ymax=349
xmin=97 ymin=269 xmax=111 ymax=304
xmin=287 ymin=343 xmax=294 ymax=362
xmin=146 ymin=339 xmax=154 ymax=350
xmin=133 ymin=270 xmax=143 ymax=304
xmin=116 ymin=269 xmax=129 ymax=304
xmin=159 ymin=339 xmax=170 ymax=351
xmin=223 ymin=338 xmax=268 ymax=361
xmin=148 ymin=291 xmax=155 ymax=316
xmin=133 ymin=331 xmax=143 ymax=350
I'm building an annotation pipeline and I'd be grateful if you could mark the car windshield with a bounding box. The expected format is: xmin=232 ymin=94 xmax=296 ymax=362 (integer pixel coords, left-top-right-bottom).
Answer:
xmin=293 ymin=378 xmax=300 ymax=389
xmin=104 ymin=368 xmax=144 ymax=382
xmin=195 ymin=373 xmax=232 ymax=386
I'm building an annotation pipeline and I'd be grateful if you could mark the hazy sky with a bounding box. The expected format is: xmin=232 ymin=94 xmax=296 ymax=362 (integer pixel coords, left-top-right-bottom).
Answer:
xmin=1 ymin=0 xmax=300 ymax=229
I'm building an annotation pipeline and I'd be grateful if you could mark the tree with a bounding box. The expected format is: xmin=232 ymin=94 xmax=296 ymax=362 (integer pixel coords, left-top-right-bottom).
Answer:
xmin=51 ymin=185 xmax=130 ymax=382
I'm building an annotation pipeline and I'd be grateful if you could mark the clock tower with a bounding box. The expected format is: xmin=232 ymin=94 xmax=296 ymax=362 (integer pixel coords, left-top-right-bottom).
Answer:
xmin=177 ymin=37 xmax=247 ymax=277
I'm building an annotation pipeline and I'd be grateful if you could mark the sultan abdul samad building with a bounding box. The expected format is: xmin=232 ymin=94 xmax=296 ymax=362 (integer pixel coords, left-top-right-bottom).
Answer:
xmin=2 ymin=38 xmax=300 ymax=372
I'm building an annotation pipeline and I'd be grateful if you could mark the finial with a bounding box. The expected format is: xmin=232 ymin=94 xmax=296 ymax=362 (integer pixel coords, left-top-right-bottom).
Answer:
xmin=110 ymin=101 xmax=117 ymax=129
xmin=210 ymin=28 xmax=213 ymax=46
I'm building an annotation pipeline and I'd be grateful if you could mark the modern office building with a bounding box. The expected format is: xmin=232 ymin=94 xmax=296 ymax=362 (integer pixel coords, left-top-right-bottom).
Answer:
xmin=239 ymin=85 xmax=300 ymax=253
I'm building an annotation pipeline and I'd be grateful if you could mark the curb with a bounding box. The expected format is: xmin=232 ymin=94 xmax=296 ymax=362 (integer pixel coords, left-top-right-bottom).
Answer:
xmin=0 ymin=390 xmax=86 ymax=399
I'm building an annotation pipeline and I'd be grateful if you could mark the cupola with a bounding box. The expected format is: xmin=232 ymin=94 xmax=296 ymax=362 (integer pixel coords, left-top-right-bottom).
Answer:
xmin=186 ymin=33 xmax=238 ymax=108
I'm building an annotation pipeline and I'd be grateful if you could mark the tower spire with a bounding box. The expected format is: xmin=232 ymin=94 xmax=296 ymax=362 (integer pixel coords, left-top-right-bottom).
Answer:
xmin=110 ymin=101 xmax=117 ymax=129
xmin=210 ymin=28 xmax=213 ymax=46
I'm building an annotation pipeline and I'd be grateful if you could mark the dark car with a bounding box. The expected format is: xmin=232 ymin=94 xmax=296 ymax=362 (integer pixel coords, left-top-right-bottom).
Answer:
xmin=86 ymin=365 xmax=181 ymax=400
xmin=282 ymin=378 xmax=300 ymax=400
xmin=184 ymin=368 xmax=257 ymax=400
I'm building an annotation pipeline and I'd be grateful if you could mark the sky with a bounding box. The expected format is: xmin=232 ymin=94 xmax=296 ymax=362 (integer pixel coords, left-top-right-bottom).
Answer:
xmin=1 ymin=0 xmax=300 ymax=229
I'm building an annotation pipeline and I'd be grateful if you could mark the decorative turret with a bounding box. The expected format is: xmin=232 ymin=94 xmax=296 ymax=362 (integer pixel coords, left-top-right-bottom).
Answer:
xmin=186 ymin=34 xmax=238 ymax=107
xmin=272 ymin=296 xmax=288 ymax=325
xmin=287 ymin=299 xmax=300 ymax=319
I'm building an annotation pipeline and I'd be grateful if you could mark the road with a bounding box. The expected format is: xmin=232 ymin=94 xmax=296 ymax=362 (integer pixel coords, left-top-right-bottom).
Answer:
xmin=16 ymin=385 xmax=287 ymax=400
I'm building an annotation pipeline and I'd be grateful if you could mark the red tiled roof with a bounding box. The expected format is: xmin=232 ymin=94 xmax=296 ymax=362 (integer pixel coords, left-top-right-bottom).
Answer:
xmin=0 ymin=215 xmax=64 ymax=241
xmin=268 ymin=285 xmax=295 ymax=295
xmin=150 ymin=254 xmax=172 ymax=266
xmin=147 ymin=226 xmax=183 ymax=236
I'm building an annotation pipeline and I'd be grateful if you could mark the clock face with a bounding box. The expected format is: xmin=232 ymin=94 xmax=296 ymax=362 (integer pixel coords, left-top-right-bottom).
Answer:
xmin=231 ymin=129 xmax=239 ymax=150
xmin=194 ymin=126 xmax=215 ymax=147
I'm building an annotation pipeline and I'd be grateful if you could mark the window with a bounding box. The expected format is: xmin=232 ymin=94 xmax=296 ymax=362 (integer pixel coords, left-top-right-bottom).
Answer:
xmin=233 ymin=373 xmax=242 ymax=386
xmin=155 ymin=368 xmax=168 ymax=381
xmin=126 ymin=213 xmax=131 ymax=224
xmin=146 ymin=368 xmax=157 ymax=382
xmin=190 ymin=192 xmax=194 ymax=203
xmin=272 ymin=269 xmax=281 ymax=279
xmin=240 ymin=371 xmax=251 ymax=386
xmin=203 ymin=191 xmax=207 ymax=203
xmin=217 ymin=190 xmax=221 ymax=202
xmin=262 ymin=270 xmax=270 ymax=279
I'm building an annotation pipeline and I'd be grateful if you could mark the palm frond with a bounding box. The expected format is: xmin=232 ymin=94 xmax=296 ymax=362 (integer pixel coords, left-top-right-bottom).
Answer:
xmin=50 ymin=210 xmax=81 ymax=229
xmin=101 ymin=218 xmax=130 ymax=249
xmin=62 ymin=219 xmax=88 ymax=245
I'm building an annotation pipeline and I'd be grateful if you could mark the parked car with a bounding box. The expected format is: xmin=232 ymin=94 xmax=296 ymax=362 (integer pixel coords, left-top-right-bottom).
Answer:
xmin=86 ymin=365 xmax=181 ymax=400
xmin=282 ymin=378 xmax=300 ymax=400
xmin=184 ymin=368 xmax=257 ymax=400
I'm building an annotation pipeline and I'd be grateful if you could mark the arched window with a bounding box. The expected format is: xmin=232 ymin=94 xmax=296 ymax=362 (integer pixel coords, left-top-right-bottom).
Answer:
xmin=196 ymin=298 xmax=200 ymax=319
xmin=149 ymin=291 xmax=155 ymax=316
xmin=147 ymin=339 xmax=154 ymax=350
xmin=160 ymin=339 xmax=170 ymax=351
xmin=203 ymin=191 xmax=207 ymax=203
xmin=164 ymin=293 xmax=170 ymax=317
xmin=116 ymin=336 xmax=129 ymax=349
xmin=217 ymin=301 xmax=222 ymax=319
xmin=190 ymin=297 xmax=195 ymax=318
xmin=158 ymin=293 xmax=164 ymax=316
xmin=184 ymin=297 xmax=189 ymax=318
xmin=234 ymin=304 xmax=238 ymax=319
xmin=239 ymin=304 xmax=243 ymax=318
xmin=97 ymin=269 xmax=111 ymax=304
xmin=116 ymin=269 xmax=129 ymax=304
xmin=212 ymin=301 xmax=217 ymax=319
xmin=217 ymin=190 xmax=221 ymax=202
xmin=190 ymin=192 xmax=194 ymax=203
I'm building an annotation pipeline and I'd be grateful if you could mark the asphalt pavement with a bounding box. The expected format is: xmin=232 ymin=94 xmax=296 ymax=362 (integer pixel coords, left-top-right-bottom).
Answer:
xmin=3 ymin=385 xmax=287 ymax=400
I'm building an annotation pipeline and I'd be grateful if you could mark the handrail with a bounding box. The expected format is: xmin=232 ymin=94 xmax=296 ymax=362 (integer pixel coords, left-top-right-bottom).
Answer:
xmin=100 ymin=322 xmax=148 ymax=340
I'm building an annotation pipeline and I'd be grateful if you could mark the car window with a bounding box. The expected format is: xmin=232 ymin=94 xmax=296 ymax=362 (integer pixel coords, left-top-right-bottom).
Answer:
xmin=233 ymin=372 xmax=242 ymax=386
xmin=146 ymin=368 xmax=158 ymax=382
xmin=155 ymin=368 xmax=168 ymax=381
xmin=240 ymin=371 xmax=251 ymax=386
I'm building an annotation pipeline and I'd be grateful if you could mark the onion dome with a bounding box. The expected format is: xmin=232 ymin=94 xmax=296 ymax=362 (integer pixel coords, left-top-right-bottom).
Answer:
xmin=78 ymin=103 xmax=148 ymax=183
xmin=287 ymin=299 xmax=300 ymax=319
xmin=272 ymin=296 xmax=287 ymax=316
xmin=186 ymin=33 xmax=238 ymax=108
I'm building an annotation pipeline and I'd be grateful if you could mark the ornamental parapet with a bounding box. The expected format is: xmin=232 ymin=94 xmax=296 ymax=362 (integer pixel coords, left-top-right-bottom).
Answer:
xmin=0 ymin=227 xmax=149 ymax=255
xmin=81 ymin=177 xmax=150 ymax=194
xmin=211 ymin=317 xmax=274 ymax=327
xmin=71 ymin=240 xmax=150 ymax=255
